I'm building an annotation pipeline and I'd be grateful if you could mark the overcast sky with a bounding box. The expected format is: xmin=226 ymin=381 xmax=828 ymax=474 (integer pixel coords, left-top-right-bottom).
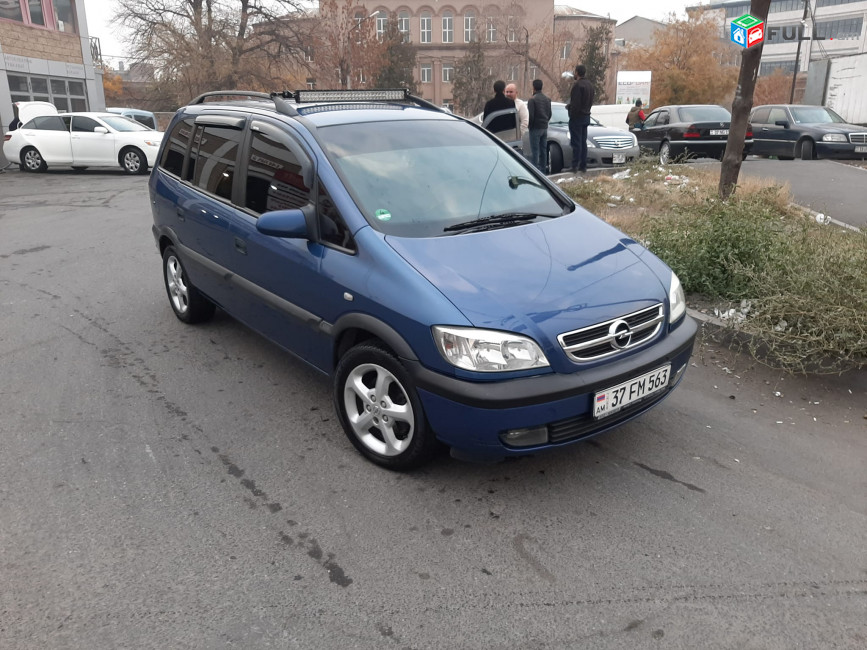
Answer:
xmin=84 ymin=0 xmax=699 ymax=67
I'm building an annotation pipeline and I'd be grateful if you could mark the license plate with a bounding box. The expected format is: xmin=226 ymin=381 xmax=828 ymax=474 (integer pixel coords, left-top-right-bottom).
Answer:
xmin=856 ymin=145 xmax=867 ymax=153
xmin=613 ymin=153 xmax=626 ymax=164
xmin=710 ymin=129 xmax=729 ymax=136
xmin=594 ymin=365 xmax=671 ymax=419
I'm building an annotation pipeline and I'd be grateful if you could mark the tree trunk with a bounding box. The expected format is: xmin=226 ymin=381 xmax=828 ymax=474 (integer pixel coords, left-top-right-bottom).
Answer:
xmin=719 ymin=0 xmax=772 ymax=200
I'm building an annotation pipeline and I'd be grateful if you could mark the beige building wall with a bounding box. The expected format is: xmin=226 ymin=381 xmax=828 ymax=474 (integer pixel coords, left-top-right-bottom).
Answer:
xmin=0 ymin=21 xmax=83 ymax=64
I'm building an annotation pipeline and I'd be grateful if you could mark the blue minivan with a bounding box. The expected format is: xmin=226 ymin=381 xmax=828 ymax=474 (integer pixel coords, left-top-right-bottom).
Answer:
xmin=149 ymin=89 xmax=696 ymax=470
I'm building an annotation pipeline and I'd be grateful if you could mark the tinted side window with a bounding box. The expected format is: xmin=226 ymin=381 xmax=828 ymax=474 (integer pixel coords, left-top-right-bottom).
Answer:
xmin=71 ymin=116 xmax=101 ymax=132
xmin=751 ymin=107 xmax=770 ymax=124
xmin=243 ymin=130 xmax=311 ymax=214
xmin=318 ymin=182 xmax=355 ymax=251
xmin=768 ymin=108 xmax=788 ymax=125
xmin=192 ymin=125 xmax=242 ymax=200
xmin=657 ymin=111 xmax=669 ymax=125
xmin=160 ymin=117 xmax=193 ymax=177
xmin=134 ymin=115 xmax=156 ymax=129
xmin=29 ymin=116 xmax=68 ymax=131
xmin=643 ymin=112 xmax=659 ymax=128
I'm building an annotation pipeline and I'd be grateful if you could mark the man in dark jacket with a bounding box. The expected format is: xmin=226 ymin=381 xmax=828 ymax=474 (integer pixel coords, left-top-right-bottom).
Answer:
xmin=483 ymin=80 xmax=516 ymax=134
xmin=527 ymin=79 xmax=552 ymax=172
xmin=568 ymin=64 xmax=594 ymax=172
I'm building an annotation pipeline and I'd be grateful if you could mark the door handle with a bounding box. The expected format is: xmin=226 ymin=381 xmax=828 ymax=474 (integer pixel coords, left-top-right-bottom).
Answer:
xmin=176 ymin=207 xmax=185 ymax=221
xmin=234 ymin=237 xmax=247 ymax=255
xmin=761 ymin=127 xmax=770 ymax=131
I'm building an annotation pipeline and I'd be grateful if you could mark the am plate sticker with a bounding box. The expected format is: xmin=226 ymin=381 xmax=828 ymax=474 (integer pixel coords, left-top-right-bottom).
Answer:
xmin=375 ymin=209 xmax=392 ymax=221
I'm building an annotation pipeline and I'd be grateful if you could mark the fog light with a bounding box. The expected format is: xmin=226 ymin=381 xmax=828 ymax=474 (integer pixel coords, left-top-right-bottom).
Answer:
xmin=500 ymin=425 xmax=549 ymax=447
xmin=670 ymin=363 xmax=687 ymax=386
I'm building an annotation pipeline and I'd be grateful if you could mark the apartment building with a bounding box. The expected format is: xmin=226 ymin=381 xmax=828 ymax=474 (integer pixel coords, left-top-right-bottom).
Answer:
xmin=0 ymin=0 xmax=103 ymax=132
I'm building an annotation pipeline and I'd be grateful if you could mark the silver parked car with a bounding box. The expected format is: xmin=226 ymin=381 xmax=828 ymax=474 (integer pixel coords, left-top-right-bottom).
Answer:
xmin=473 ymin=102 xmax=639 ymax=173
xmin=538 ymin=102 xmax=639 ymax=173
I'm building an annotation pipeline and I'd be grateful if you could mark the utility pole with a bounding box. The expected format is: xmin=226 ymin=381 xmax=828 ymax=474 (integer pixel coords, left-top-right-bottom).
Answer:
xmin=790 ymin=0 xmax=811 ymax=103
xmin=522 ymin=27 xmax=529 ymax=97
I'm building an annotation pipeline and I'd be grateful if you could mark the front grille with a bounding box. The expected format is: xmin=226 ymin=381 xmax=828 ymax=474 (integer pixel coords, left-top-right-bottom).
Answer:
xmin=850 ymin=132 xmax=867 ymax=144
xmin=593 ymin=135 xmax=635 ymax=149
xmin=558 ymin=304 xmax=664 ymax=362
xmin=546 ymin=386 xmax=672 ymax=444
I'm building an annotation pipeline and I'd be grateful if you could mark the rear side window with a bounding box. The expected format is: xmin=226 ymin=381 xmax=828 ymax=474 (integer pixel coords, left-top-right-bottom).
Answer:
xmin=160 ymin=118 xmax=193 ymax=177
xmin=191 ymin=125 xmax=242 ymax=201
xmin=26 ymin=116 xmax=68 ymax=131
xmin=751 ymin=107 xmax=770 ymax=124
xmin=133 ymin=115 xmax=156 ymax=129
xmin=243 ymin=129 xmax=311 ymax=214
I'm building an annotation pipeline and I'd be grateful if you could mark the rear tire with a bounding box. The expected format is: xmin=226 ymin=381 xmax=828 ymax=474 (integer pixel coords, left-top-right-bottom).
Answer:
xmin=798 ymin=139 xmax=814 ymax=161
xmin=21 ymin=147 xmax=47 ymax=173
xmin=162 ymin=245 xmax=215 ymax=324
xmin=659 ymin=141 xmax=671 ymax=165
xmin=334 ymin=343 xmax=439 ymax=470
xmin=548 ymin=143 xmax=563 ymax=174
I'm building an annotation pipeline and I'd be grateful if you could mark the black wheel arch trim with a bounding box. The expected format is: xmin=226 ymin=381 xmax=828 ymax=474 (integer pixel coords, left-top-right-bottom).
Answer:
xmin=330 ymin=313 xmax=418 ymax=362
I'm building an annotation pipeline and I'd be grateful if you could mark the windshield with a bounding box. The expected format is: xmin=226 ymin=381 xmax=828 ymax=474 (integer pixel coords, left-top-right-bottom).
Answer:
xmin=550 ymin=104 xmax=569 ymax=126
xmin=318 ymin=120 xmax=568 ymax=238
xmin=99 ymin=115 xmax=152 ymax=132
xmin=677 ymin=106 xmax=731 ymax=122
xmin=790 ymin=106 xmax=845 ymax=124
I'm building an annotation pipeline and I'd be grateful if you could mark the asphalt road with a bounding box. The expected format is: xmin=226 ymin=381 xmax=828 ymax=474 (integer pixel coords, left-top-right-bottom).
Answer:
xmin=1 ymin=169 xmax=865 ymax=649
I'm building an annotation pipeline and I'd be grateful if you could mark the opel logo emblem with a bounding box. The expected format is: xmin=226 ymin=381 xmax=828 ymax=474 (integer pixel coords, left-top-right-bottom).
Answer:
xmin=609 ymin=320 xmax=632 ymax=349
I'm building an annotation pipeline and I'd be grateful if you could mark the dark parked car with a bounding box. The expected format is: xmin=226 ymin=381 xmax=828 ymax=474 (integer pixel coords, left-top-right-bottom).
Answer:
xmin=749 ymin=104 xmax=867 ymax=160
xmin=634 ymin=104 xmax=752 ymax=165
xmin=149 ymin=88 xmax=695 ymax=470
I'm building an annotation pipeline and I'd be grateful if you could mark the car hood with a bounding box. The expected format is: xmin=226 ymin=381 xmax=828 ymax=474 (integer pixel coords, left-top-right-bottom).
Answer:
xmin=808 ymin=122 xmax=867 ymax=134
xmin=385 ymin=210 xmax=667 ymax=347
xmin=17 ymin=101 xmax=58 ymax=123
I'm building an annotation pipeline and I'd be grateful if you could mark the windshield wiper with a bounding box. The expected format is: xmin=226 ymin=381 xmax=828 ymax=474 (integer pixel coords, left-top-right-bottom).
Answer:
xmin=443 ymin=212 xmax=554 ymax=234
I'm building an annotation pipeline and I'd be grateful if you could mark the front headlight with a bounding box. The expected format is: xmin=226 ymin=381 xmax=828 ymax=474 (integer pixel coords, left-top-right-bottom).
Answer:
xmin=144 ymin=140 xmax=161 ymax=147
xmin=822 ymin=133 xmax=847 ymax=142
xmin=669 ymin=272 xmax=686 ymax=323
xmin=586 ymin=139 xmax=595 ymax=148
xmin=432 ymin=326 xmax=550 ymax=372
xmin=631 ymin=133 xmax=638 ymax=146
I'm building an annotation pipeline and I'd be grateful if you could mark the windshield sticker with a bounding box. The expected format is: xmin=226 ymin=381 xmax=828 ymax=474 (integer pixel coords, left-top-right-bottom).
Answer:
xmin=375 ymin=209 xmax=392 ymax=221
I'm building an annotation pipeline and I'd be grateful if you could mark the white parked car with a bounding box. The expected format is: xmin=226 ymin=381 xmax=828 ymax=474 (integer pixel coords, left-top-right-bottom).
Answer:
xmin=3 ymin=101 xmax=163 ymax=174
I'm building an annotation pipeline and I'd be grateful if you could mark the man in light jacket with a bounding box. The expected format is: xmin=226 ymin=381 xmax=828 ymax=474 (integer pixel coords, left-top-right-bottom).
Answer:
xmin=504 ymin=83 xmax=529 ymax=137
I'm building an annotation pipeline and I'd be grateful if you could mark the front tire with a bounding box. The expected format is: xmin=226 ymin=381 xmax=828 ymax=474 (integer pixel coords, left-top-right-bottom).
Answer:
xmin=548 ymin=143 xmax=563 ymax=174
xmin=162 ymin=245 xmax=215 ymax=324
xmin=659 ymin=141 xmax=671 ymax=165
xmin=121 ymin=147 xmax=148 ymax=175
xmin=21 ymin=147 xmax=47 ymax=173
xmin=334 ymin=343 xmax=438 ymax=470
xmin=798 ymin=139 xmax=814 ymax=160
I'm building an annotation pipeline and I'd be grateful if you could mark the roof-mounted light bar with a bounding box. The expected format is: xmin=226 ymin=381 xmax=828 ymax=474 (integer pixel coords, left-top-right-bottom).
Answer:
xmin=293 ymin=88 xmax=410 ymax=104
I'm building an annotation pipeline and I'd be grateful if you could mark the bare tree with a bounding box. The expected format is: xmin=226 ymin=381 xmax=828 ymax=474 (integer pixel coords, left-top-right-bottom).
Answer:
xmin=719 ymin=0 xmax=772 ymax=200
xmin=114 ymin=0 xmax=314 ymax=104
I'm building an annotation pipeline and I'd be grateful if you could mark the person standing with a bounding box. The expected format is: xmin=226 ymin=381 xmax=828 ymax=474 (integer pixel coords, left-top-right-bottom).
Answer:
xmin=527 ymin=79 xmax=552 ymax=172
xmin=568 ymin=64 xmax=594 ymax=173
xmin=626 ymin=99 xmax=646 ymax=129
xmin=483 ymin=80 xmax=516 ymax=134
xmin=504 ymin=83 xmax=529 ymax=137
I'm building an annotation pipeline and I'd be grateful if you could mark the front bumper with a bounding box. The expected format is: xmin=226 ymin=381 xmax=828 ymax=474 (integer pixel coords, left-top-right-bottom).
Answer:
xmin=815 ymin=141 xmax=867 ymax=160
xmin=407 ymin=316 xmax=697 ymax=459
xmin=587 ymin=144 xmax=640 ymax=167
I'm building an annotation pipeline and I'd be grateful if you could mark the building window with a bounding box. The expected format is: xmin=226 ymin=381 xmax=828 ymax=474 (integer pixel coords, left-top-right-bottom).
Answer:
xmin=7 ymin=73 xmax=87 ymax=111
xmin=420 ymin=12 xmax=431 ymax=43
xmin=1 ymin=0 xmax=78 ymax=30
xmin=442 ymin=100 xmax=454 ymax=112
xmin=530 ymin=66 xmax=538 ymax=79
xmin=464 ymin=11 xmax=475 ymax=42
xmin=759 ymin=59 xmax=797 ymax=76
xmin=53 ymin=0 xmax=76 ymax=32
xmin=509 ymin=65 xmax=518 ymax=81
xmin=306 ymin=77 xmax=315 ymax=90
xmin=508 ymin=16 xmax=517 ymax=42
xmin=398 ymin=10 xmax=410 ymax=42
xmin=304 ymin=46 xmax=314 ymax=62
xmin=421 ymin=63 xmax=432 ymax=83
xmin=443 ymin=11 xmax=453 ymax=43
xmin=486 ymin=17 xmax=497 ymax=42
xmin=442 ymin=64 xmax=454 ymax=83
xmin=814 ymin=17 xmax=863 ymax=40
xmin=375 ymin=10 xmax=387 ymax=38
xmin=560 ymin=41 xmax=572 ymax=60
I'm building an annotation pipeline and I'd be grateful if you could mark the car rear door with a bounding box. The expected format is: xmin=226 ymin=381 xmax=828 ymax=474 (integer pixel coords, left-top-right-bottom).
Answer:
xmin=70 ymin=115 xmax=117 ymax=165
xmin=21 ymin=115 xmax=72 ymax=163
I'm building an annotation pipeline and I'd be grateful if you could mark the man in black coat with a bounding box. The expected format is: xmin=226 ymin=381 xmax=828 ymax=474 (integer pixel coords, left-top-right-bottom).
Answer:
xmin=568 ymin=64 xmax=594 ymax=173
xmin=483 ymin=80 xmax=516 ymax=134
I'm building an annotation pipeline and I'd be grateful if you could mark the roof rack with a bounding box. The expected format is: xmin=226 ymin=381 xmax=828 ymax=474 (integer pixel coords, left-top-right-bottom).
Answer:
xmin=291 ymin=88 xmax=447 ymax=113
xmin=188 ymin=90 xmax=272 ymax=105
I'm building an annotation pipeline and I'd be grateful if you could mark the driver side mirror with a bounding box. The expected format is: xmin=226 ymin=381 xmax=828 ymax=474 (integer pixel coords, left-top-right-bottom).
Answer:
xmin=94 ymin=126 xmax=109 ymax=134
xmin=256 ymin=208 xmax=309 ymax=239
xmin=774 ymin=120 xmax=789 ymax=129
